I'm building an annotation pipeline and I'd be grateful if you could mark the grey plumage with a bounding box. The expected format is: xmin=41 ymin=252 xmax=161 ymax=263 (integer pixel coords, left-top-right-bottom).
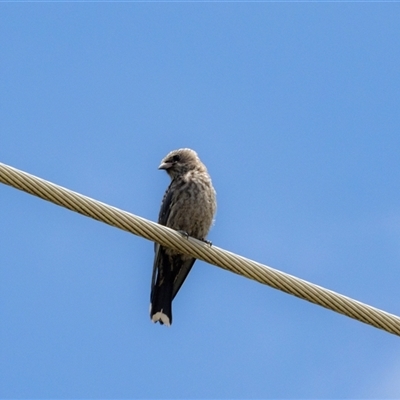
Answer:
xmin=150 ymin=148 xmax=217 ymax=326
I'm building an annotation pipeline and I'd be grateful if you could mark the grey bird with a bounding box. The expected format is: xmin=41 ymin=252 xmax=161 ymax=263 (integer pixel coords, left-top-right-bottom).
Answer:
xmin=150 ymin=148 xmax=217 ymax=326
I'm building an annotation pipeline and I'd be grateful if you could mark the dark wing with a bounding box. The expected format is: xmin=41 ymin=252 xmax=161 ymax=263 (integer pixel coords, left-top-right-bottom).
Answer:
xmin=158 ymin=181 xmax=175 ymax=225
xmin=151 ymin=182 xmax=175 ymax=294
xmin=153 ymin=179 xmax=196 ymax=301
xmin=171 ymin=256 xmax=196 ymax=300
xmin=151 ymin=242 xmax=161 ymax=296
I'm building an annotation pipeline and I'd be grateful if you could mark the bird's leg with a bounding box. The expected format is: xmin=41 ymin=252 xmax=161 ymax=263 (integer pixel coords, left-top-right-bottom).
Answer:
xmin=201 ymin=238 xmax=213 ymax=247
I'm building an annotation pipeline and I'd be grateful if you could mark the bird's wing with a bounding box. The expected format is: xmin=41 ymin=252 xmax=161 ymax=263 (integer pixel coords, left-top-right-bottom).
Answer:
xmin=152 ymin=249 xmax=196 ymax=301
xmin=151 ymin=184 xmax=174 ymax=294
xmin=171 ymin=255 xmax=196 ymax=300
xmin=154 ymin=179 xmax=196 ymax=300
xmin=151 ymin=243 xmax=161 ymax=296
xmin=158 ymin=182 xmax=174 ymax=225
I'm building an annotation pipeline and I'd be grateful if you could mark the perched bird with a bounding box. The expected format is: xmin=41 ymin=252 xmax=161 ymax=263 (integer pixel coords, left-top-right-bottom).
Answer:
xmin=150 ymin=148 xmax=217 ymax=326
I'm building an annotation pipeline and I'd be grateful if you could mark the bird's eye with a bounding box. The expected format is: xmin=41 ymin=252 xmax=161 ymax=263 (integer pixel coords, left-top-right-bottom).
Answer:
xmin=172 ymin=155 xmax=181 ymax=162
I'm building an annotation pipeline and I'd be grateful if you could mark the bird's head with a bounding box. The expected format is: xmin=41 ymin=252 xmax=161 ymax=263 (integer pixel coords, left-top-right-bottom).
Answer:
xmin=159 ymin=148 xmax=204 ymax=179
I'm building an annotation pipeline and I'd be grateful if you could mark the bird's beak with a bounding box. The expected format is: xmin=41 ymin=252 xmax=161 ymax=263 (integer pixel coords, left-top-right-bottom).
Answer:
xmin=158 ymin=162 xmax=172 ymax=170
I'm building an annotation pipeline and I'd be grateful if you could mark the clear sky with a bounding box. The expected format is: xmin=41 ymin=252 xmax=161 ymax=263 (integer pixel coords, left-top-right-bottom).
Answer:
xmin=1 ymin=3 xmax=400 ymax=398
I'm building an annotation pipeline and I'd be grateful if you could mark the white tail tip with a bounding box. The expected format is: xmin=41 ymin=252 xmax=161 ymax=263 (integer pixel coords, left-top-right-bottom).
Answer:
xmin=151 ymin=311 xmax=171 ymax=327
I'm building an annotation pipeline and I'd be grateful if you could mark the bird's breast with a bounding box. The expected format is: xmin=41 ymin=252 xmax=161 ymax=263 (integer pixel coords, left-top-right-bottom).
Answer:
xmin=166 ymin=176 xmax=216 ymax=240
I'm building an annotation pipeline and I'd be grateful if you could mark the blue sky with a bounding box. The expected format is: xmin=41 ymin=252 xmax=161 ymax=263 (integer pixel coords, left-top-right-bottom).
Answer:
xmin=1 ymin=3 xmax=400 ymax=398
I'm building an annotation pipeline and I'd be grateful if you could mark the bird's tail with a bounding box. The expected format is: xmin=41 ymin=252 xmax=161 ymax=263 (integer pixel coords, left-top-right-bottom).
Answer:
xmin=150 ymin=250 xmax=173 ymax=326
xmin=150 ymin=284 xmax=173 ymax=326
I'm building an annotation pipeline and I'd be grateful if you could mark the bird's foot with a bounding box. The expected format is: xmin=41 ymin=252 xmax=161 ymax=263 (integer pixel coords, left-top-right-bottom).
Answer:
xmin=202 ymin=238 xmax=213 ymax=247
xmin=177 ymin=230 xmax=190 ymax=239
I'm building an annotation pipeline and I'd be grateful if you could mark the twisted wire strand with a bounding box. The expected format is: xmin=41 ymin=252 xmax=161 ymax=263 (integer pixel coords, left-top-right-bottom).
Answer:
xmin=1 ymin=161 xmax=399 ymax=336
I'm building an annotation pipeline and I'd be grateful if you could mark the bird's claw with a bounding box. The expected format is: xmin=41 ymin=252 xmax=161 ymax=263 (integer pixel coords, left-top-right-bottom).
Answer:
xmin=177 ymin=231 xmax=212 ymax=247
xmin=202 ymin=239 xmax=212 ymax=247
xmin=177 ymin=230 xmax=190 ymax=239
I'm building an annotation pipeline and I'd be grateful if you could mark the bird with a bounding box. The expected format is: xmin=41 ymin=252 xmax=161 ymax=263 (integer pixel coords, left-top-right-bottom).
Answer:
xmin=150 ymin=148 xmax=217 ymax=326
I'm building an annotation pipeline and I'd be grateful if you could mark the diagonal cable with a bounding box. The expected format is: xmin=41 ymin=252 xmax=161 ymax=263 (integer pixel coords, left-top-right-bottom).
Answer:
xmin=1 ymin=161 xmax=399 ymax=336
